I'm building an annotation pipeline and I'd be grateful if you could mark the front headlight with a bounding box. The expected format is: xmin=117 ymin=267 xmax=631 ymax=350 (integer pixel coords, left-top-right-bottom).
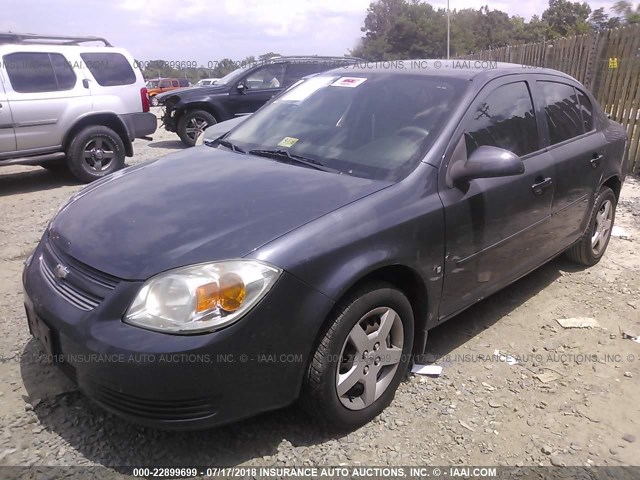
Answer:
xmin=124 ymin=260 xmax=281 ymax=334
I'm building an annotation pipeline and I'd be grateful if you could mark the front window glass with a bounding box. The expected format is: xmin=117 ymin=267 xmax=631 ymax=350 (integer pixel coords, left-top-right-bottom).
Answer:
xmin=223 ymin=73 xmax=467 ymax=181
xmin=464 ymin=82 xmax=538 ymax=158
xmin=244 ymin=64 xmax=286 ymax=90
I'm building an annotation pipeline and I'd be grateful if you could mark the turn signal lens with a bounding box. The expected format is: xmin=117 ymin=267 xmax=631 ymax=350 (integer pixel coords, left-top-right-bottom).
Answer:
xmin=219 ymin=273 xmax=246 ymax=312
xmin=196 ymin=282 xmax=220 ymax=313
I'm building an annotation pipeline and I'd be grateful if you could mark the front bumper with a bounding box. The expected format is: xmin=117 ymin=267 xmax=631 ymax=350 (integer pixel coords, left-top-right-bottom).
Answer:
xmin=160 ymin=107 xmax=177 ymax=132
xmin=22 ymin=241 xmax=333 ymax=430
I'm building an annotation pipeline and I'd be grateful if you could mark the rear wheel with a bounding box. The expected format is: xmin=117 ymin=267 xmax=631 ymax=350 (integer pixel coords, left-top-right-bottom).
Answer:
xmin=66 ymin=126 xmax=125 ymax=183
xmin=150 ymin=96 xmax=159 ymax=107
xmin=177 ymin=110 xmax=216 ymax=147
xmin=300 ymin=282 xmax=414 ymax=430
xmin=565 ymin=187 xmax=616 ymax=266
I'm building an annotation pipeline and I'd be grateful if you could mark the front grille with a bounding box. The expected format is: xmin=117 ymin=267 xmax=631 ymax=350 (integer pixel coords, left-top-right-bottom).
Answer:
xmin=39 ymin=239 xmax=120 ymax=311
xmin=90 ymin=383 xmax=220 ymax=421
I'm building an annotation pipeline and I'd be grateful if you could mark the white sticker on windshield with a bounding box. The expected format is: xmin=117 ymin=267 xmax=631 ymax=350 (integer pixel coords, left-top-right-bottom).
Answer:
xmin=332 ymin=77 xmax=367 ymax=88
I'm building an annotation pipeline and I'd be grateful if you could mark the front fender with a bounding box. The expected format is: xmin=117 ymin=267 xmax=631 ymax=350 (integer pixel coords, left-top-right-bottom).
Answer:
xmin=248 ymin=163 xmax=445 ymax=327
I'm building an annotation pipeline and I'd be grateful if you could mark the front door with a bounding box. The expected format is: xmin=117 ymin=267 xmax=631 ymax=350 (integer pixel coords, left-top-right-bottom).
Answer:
xmin=2 ymin=50 xmax=86 ymax=152
xmin=438 ymin=78 xmax=556 ymax=319
xmin=229 ymin=63 xmax=286 ymax=116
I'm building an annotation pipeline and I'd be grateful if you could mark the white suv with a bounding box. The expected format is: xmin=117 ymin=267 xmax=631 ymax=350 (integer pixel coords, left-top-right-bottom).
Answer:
xmin=0 ymin=33 xmax=156 ymax=182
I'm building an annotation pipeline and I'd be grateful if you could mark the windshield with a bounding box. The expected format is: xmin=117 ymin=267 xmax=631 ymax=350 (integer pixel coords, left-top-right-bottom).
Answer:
xmin=216 ymin=64 xmax=254 ymax=85
xmin=224 ymin=73 xmax=467 ymax=181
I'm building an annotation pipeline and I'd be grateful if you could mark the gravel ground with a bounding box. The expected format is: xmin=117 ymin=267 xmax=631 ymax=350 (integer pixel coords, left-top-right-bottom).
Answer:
xmin=0 ymin=109 xmax=639 ymax=468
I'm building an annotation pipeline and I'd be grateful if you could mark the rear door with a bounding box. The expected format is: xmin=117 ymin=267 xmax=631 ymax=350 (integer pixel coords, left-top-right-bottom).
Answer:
xmin=0 ymin=70 xmax=16 ymax=155
xmin=438 ymin=77 xmax=556 ymax=319
xmin=534 ymin=79 xmax=606 ymax=250
xmin=80 ymin=51 xmax=140 ymax=113
xmin=2 ymin=50 xmax=85 ymax=153
xmin=282 ymin=62 xmax=328 ymax=88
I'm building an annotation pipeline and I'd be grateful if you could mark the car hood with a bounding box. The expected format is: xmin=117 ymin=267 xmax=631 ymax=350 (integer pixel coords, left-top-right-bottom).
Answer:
xmin=157 ymin=84 xmax=228 ymax=102
xmin=49 ymin=148 xmax=390 ymax=280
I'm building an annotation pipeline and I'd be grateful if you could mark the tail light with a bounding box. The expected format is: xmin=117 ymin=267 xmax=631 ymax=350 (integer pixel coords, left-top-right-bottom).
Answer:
xmin=140 ymin=87 xmax=150 ymax=112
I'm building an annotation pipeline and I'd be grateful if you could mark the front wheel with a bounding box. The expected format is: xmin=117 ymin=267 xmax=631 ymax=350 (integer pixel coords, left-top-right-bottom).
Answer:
xmin=565 ymin=187 xmax=617 ymax=266
xmin=177 ymin=110 xmax=217 ymax=147
xmin=150 ymin=96 xmax=159 ymax=107
xmin=300 ymin=282 xmax=414 ymax=430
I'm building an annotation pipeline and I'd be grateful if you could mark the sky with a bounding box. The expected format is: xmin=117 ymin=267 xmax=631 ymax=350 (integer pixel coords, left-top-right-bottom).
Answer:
xmin=1 ymin=0 xmax=616 ymax=65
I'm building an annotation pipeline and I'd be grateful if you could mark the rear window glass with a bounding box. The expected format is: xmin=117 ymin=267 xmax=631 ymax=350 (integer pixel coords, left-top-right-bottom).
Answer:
xmin=538 ymin=81 xmax=584 ymax=145
xmin=80 ymin=52 xmax=136 ymax=86
xmin=3 ymin=52 xmax=76 ymax=93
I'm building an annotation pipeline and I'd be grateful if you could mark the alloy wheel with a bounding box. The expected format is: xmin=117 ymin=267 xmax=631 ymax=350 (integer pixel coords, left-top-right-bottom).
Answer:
xmin=591 ymin=199 xmax=613 ymax=255
xmin=83 ymin=137 xmax=116 ymax=172
xmin=185 ymin=117 xmax=209 ymax=142
xmin=336 ymin=307 xmax=404 ymax=410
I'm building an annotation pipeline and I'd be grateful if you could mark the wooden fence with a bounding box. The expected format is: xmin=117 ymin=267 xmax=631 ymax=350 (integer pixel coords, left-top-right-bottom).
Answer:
xmin=461 ymin=24 xmax=640 ymax=174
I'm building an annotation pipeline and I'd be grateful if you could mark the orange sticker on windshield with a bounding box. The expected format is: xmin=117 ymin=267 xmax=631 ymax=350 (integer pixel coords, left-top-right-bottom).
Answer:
xmin=332 ymin=77 xmax=367 ymax=88
xmin=277 ymin=137 xmax=299 ymax=148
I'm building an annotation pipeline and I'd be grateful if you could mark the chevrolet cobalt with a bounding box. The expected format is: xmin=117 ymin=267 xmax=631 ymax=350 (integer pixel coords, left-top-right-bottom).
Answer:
xmin=23 ymin=61 xmax=628 ymax=430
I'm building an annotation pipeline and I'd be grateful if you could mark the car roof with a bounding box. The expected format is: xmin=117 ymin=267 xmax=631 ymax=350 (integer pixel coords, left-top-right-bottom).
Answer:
xmin=0 ymin=42 xmax=133 ymax=58
xmin=0 ymin=32 xmax=112 ymax=46
xmin=265 ymin=55 xmax=361 ymax=64
xmin=332 ymin=59 xmax=577 ymax=83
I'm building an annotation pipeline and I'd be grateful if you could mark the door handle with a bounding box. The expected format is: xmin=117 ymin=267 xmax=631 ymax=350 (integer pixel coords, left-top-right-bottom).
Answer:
xmin=82 ymin=79 xmax=90 ymax=89
xmin=590 ymin=154 xmax=604 ymax=169
xmin=531 ymin=177 xmax=553 ymax=195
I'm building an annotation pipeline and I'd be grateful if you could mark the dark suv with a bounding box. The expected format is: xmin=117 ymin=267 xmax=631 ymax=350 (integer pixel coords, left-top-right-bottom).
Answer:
xmin=157 ymin=56 xmax=360 ymax=146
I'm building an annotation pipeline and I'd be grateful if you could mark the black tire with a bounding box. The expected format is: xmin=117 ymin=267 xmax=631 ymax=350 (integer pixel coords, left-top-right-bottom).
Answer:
xmin=177 ymin=110 xmax=217 ymax=147
xmin=300 ymin=282 xmax=414 ymax=431
xmin=150 ymin=96 xmax=159 ymax=107
xmin=565 ymin=187 xmax=617 ymax=266
xmin=66 ymin=126 xmax=125 ymax=183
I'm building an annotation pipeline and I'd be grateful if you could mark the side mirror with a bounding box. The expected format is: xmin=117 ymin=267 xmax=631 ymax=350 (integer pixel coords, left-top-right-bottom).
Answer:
xmin=236 ymin=83 xmax=246 ymax=93
xmin=450 ymin=145 xmax=525 ymax=185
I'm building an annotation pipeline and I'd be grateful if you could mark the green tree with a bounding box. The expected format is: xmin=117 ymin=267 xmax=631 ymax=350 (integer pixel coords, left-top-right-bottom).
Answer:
xmin=541 ymin=0 xmax=591 ymax=38
xmin=612 ymin=1 xmax=640 ymax=24
xmin=589 ymin=7 xmax=621 ymax=30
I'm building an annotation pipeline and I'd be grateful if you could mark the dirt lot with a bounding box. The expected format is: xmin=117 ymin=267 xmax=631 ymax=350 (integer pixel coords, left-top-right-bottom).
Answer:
xmin=0 ymin=111 xmax=639 ymax=468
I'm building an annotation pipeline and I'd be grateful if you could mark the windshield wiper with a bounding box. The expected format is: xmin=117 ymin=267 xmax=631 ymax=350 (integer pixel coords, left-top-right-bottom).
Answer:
xmin=248 ymin=149 xmax=340 ymax=173
xmin=210 ymin=138 xmax=245 ymax=154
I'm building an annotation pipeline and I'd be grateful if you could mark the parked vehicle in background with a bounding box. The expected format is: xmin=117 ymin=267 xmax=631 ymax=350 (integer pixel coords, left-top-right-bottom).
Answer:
xmin=23 ymin=61 xmax=628 ymax=430
xmin=195 ymin=78 xmax=219 ymax=87
xmin=0 ymin=32 xmax=156 ymax=182
xmin=157 ymin=56 xmax=361 ymax=146
xmin=147 ymin=77 xmax=190 ymax=106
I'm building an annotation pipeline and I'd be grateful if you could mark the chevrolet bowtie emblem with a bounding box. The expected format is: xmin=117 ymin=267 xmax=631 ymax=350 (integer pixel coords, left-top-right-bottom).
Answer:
xmin=54 ymin=263 xmax=70 ymax=280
